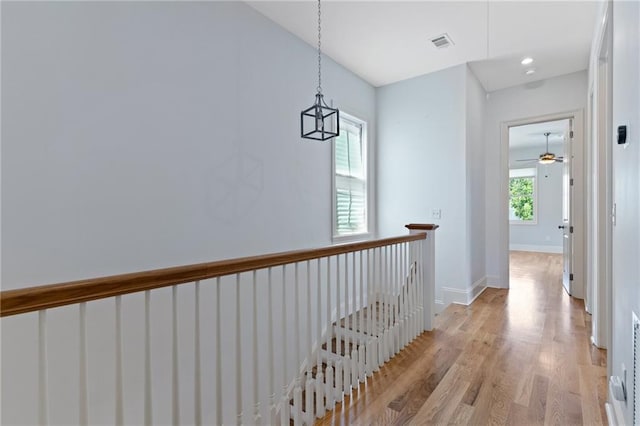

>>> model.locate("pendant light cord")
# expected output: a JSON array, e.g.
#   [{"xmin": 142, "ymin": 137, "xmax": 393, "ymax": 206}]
[{"xmin": 317, "ymin": 0, "xmax": 322, "ymax": 94}]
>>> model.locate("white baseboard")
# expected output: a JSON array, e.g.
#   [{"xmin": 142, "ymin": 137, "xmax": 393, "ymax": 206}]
[
  {"xmin": 607, "ymin": 385, "xmax": 626, "ymax": 426},
  {"xmin": 441, "ymin": 276, "xmax": 488, "ymax": 307},
  {"xmin": 509, "ymin": 244, "xmax": 563, "ymax": 254}
]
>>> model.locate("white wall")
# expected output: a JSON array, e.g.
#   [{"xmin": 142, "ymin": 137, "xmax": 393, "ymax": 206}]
[
  {"xmin": 484, "ymin": 71, "xmax": 588, "ymax": 287},
  {"xmin": 1, "ymin": 1, "xmax": 376, "ymax": 290},
  {"xmin": 1, "ymin": 2, "xmax": 376, "ymax": 424},
  {"xmin": 609, "ymin": 0, "xmax": 640, "ymax": 424},
  {"xmin": 377, "ymin": 64, "xmax": 487, "ymax": 307},
  {"xmin": 508, "ymin": 147, "xmax": 563, "ymax": 252},
  {"xmin": 465, "ymin": 67, "xmax": 487, "ymax": 292},
  {"xmin": 377, "ymin": 65, "xmax": 467, "ymax": 306}
]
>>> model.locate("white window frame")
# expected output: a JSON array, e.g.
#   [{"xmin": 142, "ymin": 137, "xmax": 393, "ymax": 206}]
[
  {"xmin": 509, "ymin": 167, "xmax": 538, "ymax": 225},
  {"xmin": 332, "ymin": 112, "xmax": 370, "ymax": 242}
]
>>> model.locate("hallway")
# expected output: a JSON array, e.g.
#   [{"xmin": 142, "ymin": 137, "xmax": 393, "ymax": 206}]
[{"xmin": 317, "ymin": 251, "xmax": 607, "ymax": 425}]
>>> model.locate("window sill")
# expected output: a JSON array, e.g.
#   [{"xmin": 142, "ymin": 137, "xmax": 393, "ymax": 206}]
[
  {"xmin": 509, "ymin": 221, "xmax": 538, "ymax": 226},
  {"xmin": 332, "ymin": 232, "xmax": 372, "ymax": 245}
]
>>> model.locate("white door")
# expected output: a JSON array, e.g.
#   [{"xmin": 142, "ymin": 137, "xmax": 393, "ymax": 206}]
[{"xmin": 561, "ymin": 120, "xmax": 573, "ymax": 294}]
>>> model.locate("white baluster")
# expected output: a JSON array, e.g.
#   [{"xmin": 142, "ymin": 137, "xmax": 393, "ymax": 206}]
[
  {"xmin": 316, "ymin": 258, "xmax": 322, "ymax": 369},
  {"xmin": 215, "ymin": 278, "xmax": 222, "ymax": 426},
  {"xmin": 267, "ymin": 269, "xmax": 276, "ymax": 425},
  {"xmin": 336, "ymin": 255, "xmax": 341, "ymax": 360},
  {"xmin": 377, "ymin": 248, "xmax": 384, "ymax": 369},
  {"xmin": 114, "ymin": 297, "xmax": 123, "ymax": 426},
  {"xmin": 315, "ymin": 368, "xmax": 325, "ymax": 417},
  {"xmin": 352, "ymin": 251, "xmax": 357, "ymax": 379},
  {"xmin": 79, "ymin": 303, "xmax": 88, "ymax": 426},
  {"xmin": 342, "ymin": 253, "xmax": 351, "ymax": 395},
  {"xmin": 306, "ymin": 261, "xmax": 312, "ymax": 376},
  {"xmin": 280, "ymin": 266, "xmax": 288, "ymax": 426},
  {"xmin": 359, "ymin": 250, "xmax": 364, "ymax": 379},
  {"xmin": 294, "ymin": 263, "xmax": 300, "ymax": 378},
  {"xmin": 351, "ymin": 348, "xmax": 358, "ymax": 388},
  {"xmin": 326, "ymin": 258, "xmax": 331, "ymax": 358},
  {"xmin": 334, "ymin": 360, "xmax": 343, "ymax": 400},
  {"xmin": 325, "ymin": 365, "xmax": 334, "ymax": 410},
  {"xmin": 39, "ymin": 310, "xmax": 49, "ymax": 426},
  {"xmin": 172, "ymin": 286, "xmax": 180, "ymax": 426},
  {"xmin": 358, "ymin": 344, "xmax": 366, "ymax": 383},
  {"xmin": 252, "ymin": 271, "xmax": 261, "ymax": 425},
  {"xmin": 344, "ymin": 253, "xmax": 351, "ymax": 393},
  {"xmin": 236, "ymin": 275, "xmax": 243, "ymax": 425},
  {"xmin": 305, "ymin": 261, "xmax": 314, "ymax": 422},
  {"xmin": 385, "ymin": 246, "xmax": 392, "ymax": 362},
  {"xmin": 194, "ymin": 282, "xmax": 202, "ymax": 426},
  {"xmin": 144, "ymin": 291, "xmax": 152, "ymax": 426},
  {"xmin": 343, "ymin": 353, "xmax": 351, "ymax": 395},
  {"xmin": 393, "ymin": 244, "xmax": 399, "ymax": 355},
  {"xmin": 316, "ymin": 258, "xmax": 325, "ymax": 418},
  {"xmin": 305, "ymin": 374, "xmax": 314, "ymax": 421},
  {"xmin": 292, "ymin": 386, "xmax": 302, "ymax": 425},
  {"xmin": 419, "ymin": 240, "xmax": 426, "ymax": 332},
  {"xmin": 400, "ymin": 243, "xmax": 406, "ymax": 348}
]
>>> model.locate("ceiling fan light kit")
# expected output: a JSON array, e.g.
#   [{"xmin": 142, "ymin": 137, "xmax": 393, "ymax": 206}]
[
  {"xmin": 516, "ymin": 131, "xmax": 565, "ymax": 164},
  {"xmin": 300, "ymin": 0, "xmax": 340, "ymax": 141},
  {"xmin": 538, "ymin": 153, "xmax": 556, "ymax": 164}
]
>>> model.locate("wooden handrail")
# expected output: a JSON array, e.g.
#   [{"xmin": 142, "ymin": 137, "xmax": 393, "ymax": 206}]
[{"xmin": 1, "ymin": 233, "xmax": 427, "ymax": 317}]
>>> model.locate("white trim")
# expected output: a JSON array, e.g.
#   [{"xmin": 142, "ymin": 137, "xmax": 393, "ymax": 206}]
[
  {"xmin": 607, "ymin": 385, "xmax": 626, "ymax": 426},
  {"xmin": 441, "ymin": 276, "xmax": 488, "ymax": 307},
  {"xmin": 508, "ymin": 168, "xmax": 538, "ymax": 225},
  {"xmin": 500, "ymin": 110, "xmax": 585, "ymax": 300},
  {"xmin": 434, "ymin": 299, "xmax": 445, "ymax": 314},
  {"xmin": 331, "ymin": 111, "xmax": 370, "ymax": 241},
  {"xmin": 509, "ymin": 244, "xmax": 563, "ymax": 254}
]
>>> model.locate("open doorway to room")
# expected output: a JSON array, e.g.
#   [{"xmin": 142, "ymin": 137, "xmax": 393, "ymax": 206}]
[{"xmin": 507, "ymin": 118, "xmax": 575, "ymax": 295}]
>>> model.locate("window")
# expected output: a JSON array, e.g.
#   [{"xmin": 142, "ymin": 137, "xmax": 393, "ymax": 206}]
[
  {"xmin": 509, "ymin": 168, "xmax": 537, "ymax": 224},
  {"xmin": 333, "ymin": 113, "xmax": 368, "ymax": 238}
]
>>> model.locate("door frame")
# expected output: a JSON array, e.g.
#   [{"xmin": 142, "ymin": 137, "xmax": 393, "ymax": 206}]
[
  {"xmin": 587, "ymin": 0, "xmax": 613, "ymax": 353},
  {"xmin": 499, "ymin": 110, "xmax": 585, "ymax": 296}
]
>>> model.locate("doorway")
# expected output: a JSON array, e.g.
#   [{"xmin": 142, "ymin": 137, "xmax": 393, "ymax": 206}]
[
  {"xmin": 507, "ymin": 119, "xmax": 572, "ymax": 294},
  {"xmin": 499, "ymin": 110, "xmax": 585, "ymax": 299}
]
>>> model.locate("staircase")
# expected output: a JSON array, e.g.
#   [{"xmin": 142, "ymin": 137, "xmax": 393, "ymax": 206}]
[
  {"xmin": 285, "ymin": 264, "xmax": 424, "ymax": 425},
  {"xmin": 1, "ymin": 224, "xmax": 437, "ymax": 425}
]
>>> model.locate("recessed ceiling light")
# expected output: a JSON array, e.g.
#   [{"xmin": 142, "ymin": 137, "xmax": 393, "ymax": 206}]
[
  {"xmin": 521, "ymin": 57, "xmax": 534, "ymax": 65},
  {"xmin": 525, "ymin": 69, "xmax": 536, "ymax": 75}
]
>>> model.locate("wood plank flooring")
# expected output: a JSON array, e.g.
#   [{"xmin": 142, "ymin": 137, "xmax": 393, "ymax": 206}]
[{"xmin": 315, "ymin": 251, "xmax": 607, "ymax": 425}]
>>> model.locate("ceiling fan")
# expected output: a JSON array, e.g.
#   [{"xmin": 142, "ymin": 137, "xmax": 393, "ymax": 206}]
[{"xmin": 516, "ymin": 132, "xmax": 565, "ymax": 164}]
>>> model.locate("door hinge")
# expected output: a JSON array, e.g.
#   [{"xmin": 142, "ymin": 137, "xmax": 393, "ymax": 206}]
[
  {"xmin": 570, "ymin": 226, "xmax": 574, "ymax": 233},
  {"xmin": 570, "ymin": 130, "xmax": 574, "ymax": 138},
  {"xmin": 570, "ymin": 273, "xmax": 574, "ymax": 281},
  {"xmin": 570, "ymin": 178, "xmax": 574, "ymax": 186}
]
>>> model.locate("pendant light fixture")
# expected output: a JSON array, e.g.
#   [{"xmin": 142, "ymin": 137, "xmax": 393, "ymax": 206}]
[{"xmin": 301, "ymin": 0, "xmax": 339, "ymax": 141}]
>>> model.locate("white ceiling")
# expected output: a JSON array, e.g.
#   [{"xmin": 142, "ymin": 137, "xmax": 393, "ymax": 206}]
[
  {"xmin": 509, "ymin": 118, "xmax": 569, "ymax": 151},
  {"xmin": 247, "ymin": 1, "xmax": 598, "ymax": 91}
]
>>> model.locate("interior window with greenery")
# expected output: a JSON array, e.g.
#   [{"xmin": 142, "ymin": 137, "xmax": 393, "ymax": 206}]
[
  {"xmin": 509, "ymin": 168, "xmax": 537, "ymax": 224},
  {"xmin": 334, "ymin": 113, "xmax": 367, "ymax": 238}
]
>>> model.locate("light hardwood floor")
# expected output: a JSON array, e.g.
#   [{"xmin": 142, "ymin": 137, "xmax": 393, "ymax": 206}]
[{"xmin": 316, "ymin": 251, "xmax": 607, "ymax": 425}]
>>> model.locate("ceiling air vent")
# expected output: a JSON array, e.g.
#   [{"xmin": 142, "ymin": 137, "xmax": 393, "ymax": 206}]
[{"xmin": 430, "ymin": 33, "xmax": 454, "ymax": 49}]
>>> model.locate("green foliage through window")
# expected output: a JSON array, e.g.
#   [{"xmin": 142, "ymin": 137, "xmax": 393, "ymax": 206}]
[{"xmin": 509, "ymin": 177, "xmax": 534, "ymax": 221}]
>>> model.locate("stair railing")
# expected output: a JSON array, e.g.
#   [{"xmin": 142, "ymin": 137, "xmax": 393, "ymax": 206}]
[{"xmin": 1, "ymin": 224, "xmax": 437, "ymax": 425}]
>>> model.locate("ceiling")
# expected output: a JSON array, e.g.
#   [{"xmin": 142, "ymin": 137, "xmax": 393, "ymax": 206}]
[
  {"xmin": 509, "ymin": 118, "xmax": 570, "ymax": 151},
  {"xmin": 247, "ymin": 1, "xmax": 598, "ymax": 91}
]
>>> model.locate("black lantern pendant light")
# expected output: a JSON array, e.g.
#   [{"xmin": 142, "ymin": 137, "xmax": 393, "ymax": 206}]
[{"xmin": 301, "ymin": 0, "xmax": 339, "ymax": 141}]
